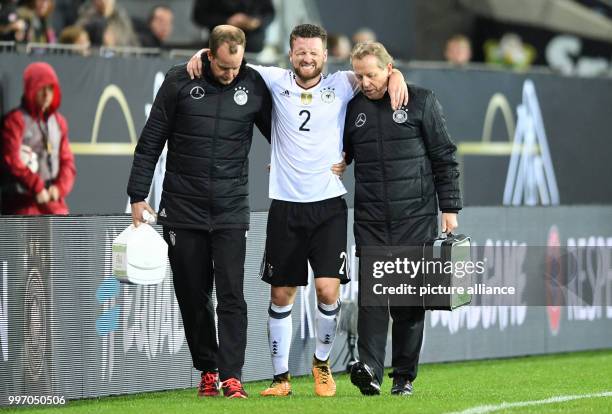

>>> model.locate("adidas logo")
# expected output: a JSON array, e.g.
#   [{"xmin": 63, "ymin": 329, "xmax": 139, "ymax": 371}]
[
  {"xmin": 159, "ymin": 208, "xmax": 167, "ymax": 218},
  {"xmin": 280, "ymin": 89, "xmax": 290, "ymax": 97}
]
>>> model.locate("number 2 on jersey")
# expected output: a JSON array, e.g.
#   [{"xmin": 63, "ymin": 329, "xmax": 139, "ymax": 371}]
[{"xmin": 299, "ymin": 110, "xmax": 311, "ymax": 131}]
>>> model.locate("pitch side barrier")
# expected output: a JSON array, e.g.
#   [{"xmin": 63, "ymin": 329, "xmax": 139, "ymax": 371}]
[
  {"xmin": 0, "ymin": 206, "xmax": 611, "ymax": 402},
  {"xmin": 1, "ymin": 54, "xmax": 612, "ymax": 214}
]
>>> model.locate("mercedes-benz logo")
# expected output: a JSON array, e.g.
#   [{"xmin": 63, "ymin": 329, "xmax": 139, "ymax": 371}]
[
  {"xmin": 190, "ymin": 86, "xmax": 205, "ymax": 100},
  {"xmin": 393, "ymin": 109, "xmax": 408, "ymax": 124},
  {"xmin": 355, "ymin": 113, "xmax": 367, "ymax": 128}
]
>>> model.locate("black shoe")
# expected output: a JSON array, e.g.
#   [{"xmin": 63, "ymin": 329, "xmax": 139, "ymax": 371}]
[
  {"xmin": 350, "ymin": 362, "xmax": 381, "ymax": 396},
  {"xmin": 390, "ymin": 376, "xmax": 413, "ymax": 396}
]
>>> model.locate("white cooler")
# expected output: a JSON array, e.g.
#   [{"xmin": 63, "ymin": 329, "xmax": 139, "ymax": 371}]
[{"xmin": 112, "ymin": 223, "xmax": 168, "ymax": 285}]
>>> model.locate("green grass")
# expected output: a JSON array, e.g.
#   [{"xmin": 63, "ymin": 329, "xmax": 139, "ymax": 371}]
[{"xmin": 4, "ymin": 350, "xmax": 612, "ymax": 414}]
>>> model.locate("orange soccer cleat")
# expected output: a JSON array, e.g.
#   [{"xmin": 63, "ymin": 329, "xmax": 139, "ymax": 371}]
[
  {"xmin": 312, "ymin": 356, "xmax": 336, "ymax": 397},
  {"xmin": 260, "ymin": 372, "xmax": 292, "ymax": 397}
]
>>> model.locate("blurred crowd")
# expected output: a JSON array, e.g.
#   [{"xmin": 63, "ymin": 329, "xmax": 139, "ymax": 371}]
[
  {"xmin": 0, "ymin": 0, "xmax": 530, "ymax": 67},
  {"xmin": 0, "ymin": 0, "xmax": 610, "ymax": 74},
  {"xmin": 0, "ymin": 0, "xmax": 171, "ymax": 52},
  {"xmin": 0, "ymin": 0, "xmax": 542, "ymax": 71},
  {"xmin": 0, "ymin": 0, "xmax": 275, "ymax": 53}
]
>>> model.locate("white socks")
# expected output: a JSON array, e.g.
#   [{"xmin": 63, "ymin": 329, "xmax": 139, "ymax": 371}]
[
  {"xmin": 314, "ymin": 299, "xmax": 341, "ymax": 361},
  {"xmin": 268, "ymin": 299, "xmax": 342, "ymax": 374},
  {"xmin": 268, "ymin": 303, "xmax": 293, "ymax": 376}
]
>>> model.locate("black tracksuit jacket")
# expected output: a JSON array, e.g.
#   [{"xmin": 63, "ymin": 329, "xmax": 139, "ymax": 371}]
[
  {"xmin": 127, "ymin": 58, "xmax": 272, "ymax": 230},
  {"xmin": 343, "ymin": 84, "xmax": 462, "ymax": 251}
]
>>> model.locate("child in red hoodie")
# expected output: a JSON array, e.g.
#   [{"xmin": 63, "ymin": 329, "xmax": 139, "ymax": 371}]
[{"xmin": 1, "ymin": 61, "xmax": 76, "ymax": 215}]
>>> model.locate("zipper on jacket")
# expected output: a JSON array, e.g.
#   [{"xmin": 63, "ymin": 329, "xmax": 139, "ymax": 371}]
[
  {"xmin": 210, "ymin": 92, "xmax": 222, "ymax": 232},
  {"xmin": 377, "ymin": 106, "xmax": 392, "ymax": 245}
]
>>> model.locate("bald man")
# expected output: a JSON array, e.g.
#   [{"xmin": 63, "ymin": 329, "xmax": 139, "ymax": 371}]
[{"xmin": 127, "ymin": 25, "xmax": 272, "ymax": 399}]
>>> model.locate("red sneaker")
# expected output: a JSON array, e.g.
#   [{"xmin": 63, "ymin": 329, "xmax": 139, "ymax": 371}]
[
  {"xmin": 197, "ymin": 371, "xmax": 220, "ymax": 397},
  {"xmin": 221, "ymin": 378, "xmax": 248, "ymax": 399}
]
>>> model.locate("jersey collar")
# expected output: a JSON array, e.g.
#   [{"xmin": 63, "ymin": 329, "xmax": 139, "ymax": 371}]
[{"xmin": 292, "ymin": 72, "xmax": 323, "ymax": 91}]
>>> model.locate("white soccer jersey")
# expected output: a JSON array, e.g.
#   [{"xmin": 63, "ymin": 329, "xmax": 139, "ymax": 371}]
[{"xmin": 250, "ymin": 64, "xmax": 360, "ymax": 202}]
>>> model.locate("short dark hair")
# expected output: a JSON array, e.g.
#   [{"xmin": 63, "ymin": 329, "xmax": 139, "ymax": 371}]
[
  {"xmin": 148, "ymin": 5, "xmax": 172, "ymax": 24},
  {"xmin": 209, "ymin": 25, "xmax": 246, "ymax": 56},
  {"xmin": 289, "ymin": 24, "xmax": 327, "ymax": 49}
]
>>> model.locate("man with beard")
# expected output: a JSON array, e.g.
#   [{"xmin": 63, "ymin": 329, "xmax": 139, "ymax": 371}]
[{"xmin": 187, "ymin": 24, "xmax": 408, "ymax": 397}]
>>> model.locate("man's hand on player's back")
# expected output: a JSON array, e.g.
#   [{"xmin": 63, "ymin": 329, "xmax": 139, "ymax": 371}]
[{"xmin": 187, "ymin": 49, "xmax": 208, "ymax": 79}]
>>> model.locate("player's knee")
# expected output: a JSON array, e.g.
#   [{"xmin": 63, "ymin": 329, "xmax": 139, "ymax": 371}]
[
  {"xmin": 315, "ymin": 283, "xmax": 339, "ymax": 304},
  {"xmin": 270, "ymin": 286, "xmax": 296, "ymax": 306}
]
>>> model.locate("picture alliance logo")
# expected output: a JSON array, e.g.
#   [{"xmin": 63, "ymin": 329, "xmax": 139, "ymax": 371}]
[{"xmin": 430, "ymin": 238, "xmax": 528, "ymax": 334}]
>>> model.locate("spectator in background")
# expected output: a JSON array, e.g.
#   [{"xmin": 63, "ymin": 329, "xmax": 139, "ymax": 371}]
[
  {"xmin": 58, "ymin": 24, "xmax": 90, "ymax": 54},
  {"xmin": 445, "ymin": 34, "xmax": 472, "ymax": 66},
  {"xmin": 328, "ymin": 33, "xmax": 351, "ymax": 60},
  {"xmin": 352, "ymin": 27, "xmax": 376, "ymax": 45},
  {"xmin": 484, "ymin": 33, "xmax": 536, "ymax": 70},
  {"xmin": 51, "ymin": 0, "xmax": 84, "ymax": 36},
  {"xmin": 191, "ymin": 0, "xmax": 274, "ymax": 53},
  {"xmin": 1, "ymin": 62, "xmax": 76, "ymax": 215},
  {"xmin": 101, "ymin": 21, "xmax": 119, "ymax": 47},
  {"xmin": 17, "ymin": 0, "xmax": 56, "ymax": 43},
  {"xmin": 137, "ymin": 4, "xmax": 173, "ymax": 48},
  {"xmin": 77, "ymin": 0, "xmax": 139, "ymax": 47},
  {"xmin": 0, "ymin": 0, "xmax": 27, "ymax": 41}
]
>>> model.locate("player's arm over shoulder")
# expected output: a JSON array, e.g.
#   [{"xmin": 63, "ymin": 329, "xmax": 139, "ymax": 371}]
[
  {"xmin": 247, "ymin": 63, "xmax": 287, "ymax": 86},
  {"xmin": 334, "ymin": 70, "xmax": 360, "ymax": 97}
]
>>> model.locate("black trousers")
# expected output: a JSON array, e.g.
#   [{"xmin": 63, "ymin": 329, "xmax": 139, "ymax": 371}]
[
  {"xmin": 163, "ymin": 227, "xmax": 247, "ymax": 381},
  {"xmin": 357, "ymin": 302, "xmax": 425, "ymax": 384}
]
